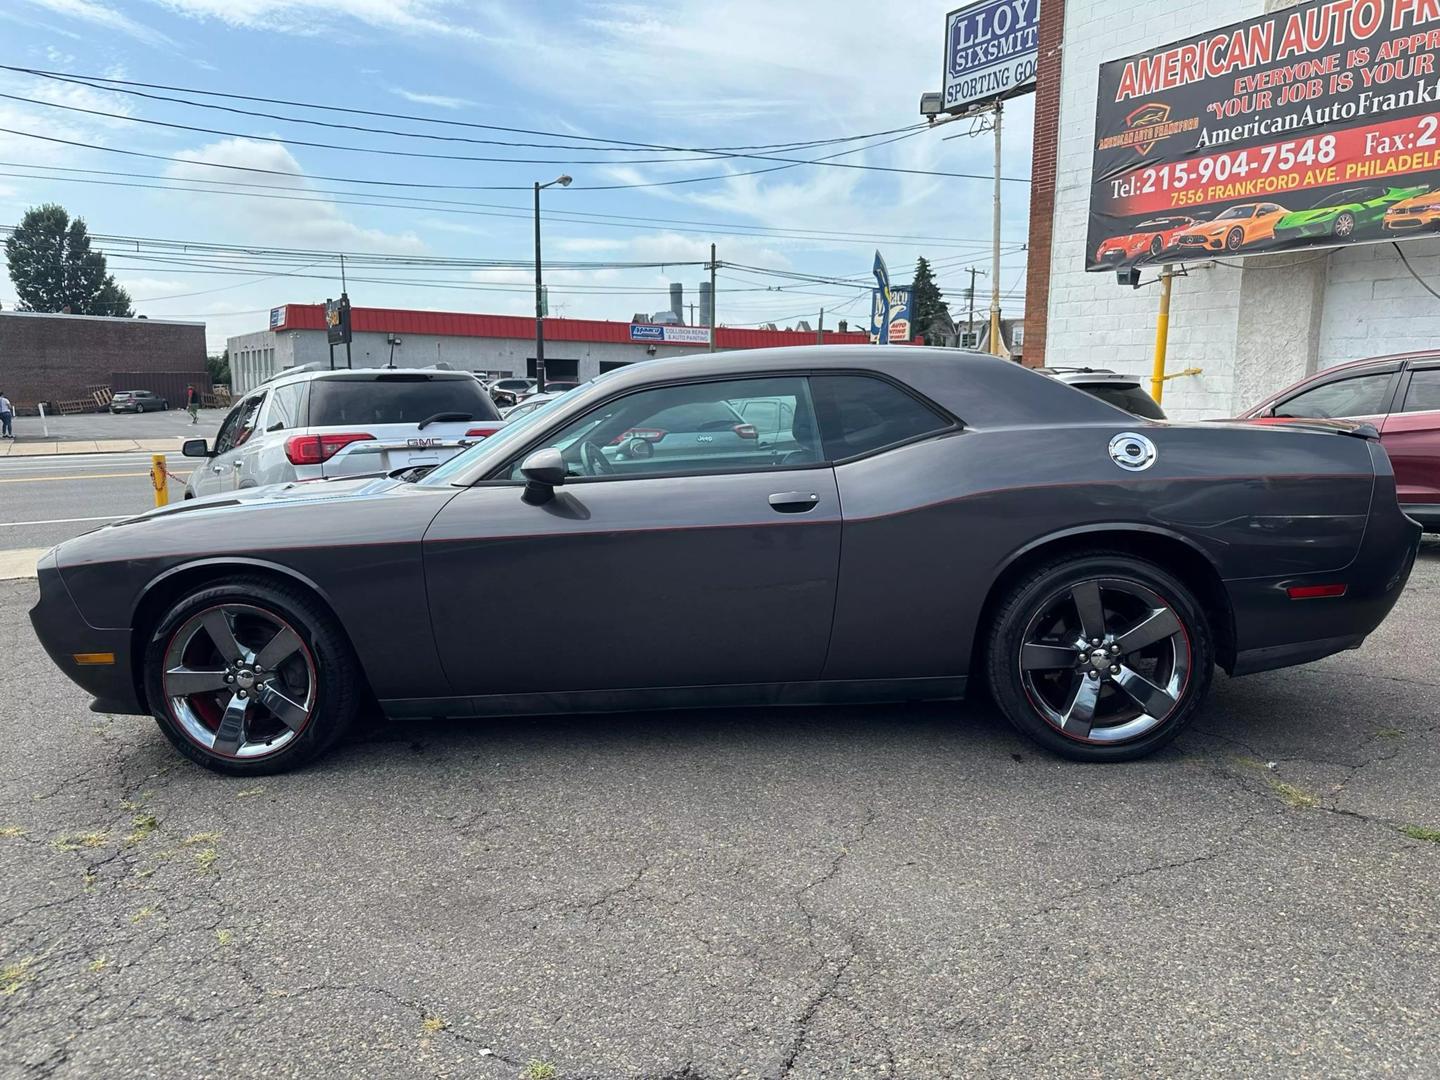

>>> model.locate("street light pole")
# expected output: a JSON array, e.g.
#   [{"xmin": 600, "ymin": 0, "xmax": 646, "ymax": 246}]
[
  {"xmin": 533, "ymin": 174, "xmax": 572, "ymax": 390},
  {"xmin": 989, "ymin": 100, "xmax": 1005, "ymax": 358}
]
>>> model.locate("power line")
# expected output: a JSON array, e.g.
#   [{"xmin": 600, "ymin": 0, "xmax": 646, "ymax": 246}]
[
  {"xmin": 0, "ymin": 92, "xmax": 1015, "ymax": 189},
  {"xmin": 0, "ymin": 163, "xmax": 1014, "ymax": 251}
]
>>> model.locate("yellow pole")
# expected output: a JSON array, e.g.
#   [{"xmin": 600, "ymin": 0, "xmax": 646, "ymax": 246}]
[
  {"xmin": 1151, "ymin": 264, "xmax": 1174, "ymax": 404},
  {"xmin": 151, "ymin": 454, "xmax": 169, "ymax": 507}
]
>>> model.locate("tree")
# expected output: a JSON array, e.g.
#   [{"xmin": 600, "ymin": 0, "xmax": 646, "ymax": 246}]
[
  {"xmin": 207, "ymin": 349, "xmax": 231, "ymax": 387},
  {"xmin": 910, "ymin": 256, "xmax": 950, "ymax": 345},
  {"xmin": 4, "ymin": 204, "xmax": 134, "ymax": 317}
]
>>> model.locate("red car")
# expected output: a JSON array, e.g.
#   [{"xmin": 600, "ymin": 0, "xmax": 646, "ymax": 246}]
[
  {"xmin": 1094, "ymin": 216, "xmax": 1200, "ymax": 265},
  {"xmin": 1237, "ymin": 351, "xmax": 1440, "ymax": 531}
]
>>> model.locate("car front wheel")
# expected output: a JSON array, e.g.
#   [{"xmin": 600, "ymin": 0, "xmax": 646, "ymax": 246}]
[
  {"xmin": 985, "ymin": 553, "xmax": 1214, "ymax": 762},
  {"xmin": 143, "ymin": 577, "xmax": 361, "ymax": 774},
  {"xmin": 1334, "ymin": 212, "xmax": 1356, "ymax": 239}
]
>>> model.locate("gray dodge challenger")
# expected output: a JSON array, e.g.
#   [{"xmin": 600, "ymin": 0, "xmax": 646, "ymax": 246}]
[{"xmin": 31, "ymin": 347, "xmax": 1422, "ymax": 774}]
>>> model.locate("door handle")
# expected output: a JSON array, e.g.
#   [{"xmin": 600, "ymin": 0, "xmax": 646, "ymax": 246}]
[
  {"xmin": 769, "ymin": 491, "xmax": 820, "ymax": 513},
  {"xmin": 211, "ymin": 465, "xmax": 225, "ymax": 473}
]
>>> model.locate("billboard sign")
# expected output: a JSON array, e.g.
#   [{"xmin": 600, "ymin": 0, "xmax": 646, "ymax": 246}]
[
  {"xmin": 870, "ymin": 286, "xmax": 912, "ymax": 343},
  {"xmin": 942, "ymin": 0, "xmax": 1040, "ymax": 113},
  {"xmin": 1087, "ymin": 0, "xmax": 1440, "ymax": 271},
  {"xmin": 628, "ymin": 323, "xmax": 711, "ymax": 345},
  {"xmin": 324, "ymin": 295, "xmax": 351, "ymax": 345},
  {"xmin": 268, "ymin": 305, "xmax": 286, "ymax": 329}
]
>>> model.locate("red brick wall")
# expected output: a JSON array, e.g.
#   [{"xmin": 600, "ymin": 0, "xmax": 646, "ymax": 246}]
[
  {"xmin": 1023, "ymin": 0, "xmax": 1067, "ymax": 368},
  {"xmin": 0, "ymin": 312, "xmax": 207, "ymax": 411}
]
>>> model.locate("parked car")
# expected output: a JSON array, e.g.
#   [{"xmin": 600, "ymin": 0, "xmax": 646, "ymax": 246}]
[
  {"xmin": 502, "ymin": 392, "xmax": 560, "ymax": 420},
  {"xmin": 110, "ymin": 390, "xmax": 168, "ymax": 413},
  {"xmin": 1273, "ymin": 184, "xmax": 1427, "ymax": 243},
  {"xmin": 1041, "ymin": 368, "xmax": 1166, "ymax": 420},
  {"xmin": 32, "ymin": 347, "xmax": 1419, "ymax": 775},
  {"xmin": 488, "ymin": 378, "xmax": 536, "ymax": 408},
  {"xmin": 1094, "ymin": 216, "xmax": 1201, "ymax": 265},
  {"xmin": 181, "ymin": 368, "xmax": 504, "ymax": 499},
  {"xmin": 1236, "ymin": 351, "xmax": 1440, "ymax": 531},
  {"xmin": 1175, "ymin": 202, "xmax": 1289, "ymax": 253}
]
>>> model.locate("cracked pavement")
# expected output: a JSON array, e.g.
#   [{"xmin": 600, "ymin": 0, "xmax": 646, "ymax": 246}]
[{"xmin": 2, "ymin": 538, "xmax": 1438, "ymax": 1079}]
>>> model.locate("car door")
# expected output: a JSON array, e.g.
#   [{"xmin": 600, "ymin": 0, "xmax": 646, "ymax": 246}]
[
  {"xmin": 189, "ymin": 399, "xmax": 247, "ymax": 497},
  {"xmin": 422, "ymin": 374, "xmax": 841, "ymax": 698},
  {"xmin": 207, "ymin": 392, "xmax": 266, "ymax": 493},
  {"xmin": 1382, "ymin": 362, "xmax": 1440, "ymax": 509}
]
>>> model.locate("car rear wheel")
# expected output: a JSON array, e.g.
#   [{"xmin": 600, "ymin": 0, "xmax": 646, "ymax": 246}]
[
  {"xmin": 1335, "ymin": 212, "xmax": 1356, "ymax": 239},
  {"xmin": 985, "ymin": 553, "xmax": 1214, "ymax": 762},
  {"xmin": 143, "ymin": 577, "xmax": 361, "ymax": 774}
]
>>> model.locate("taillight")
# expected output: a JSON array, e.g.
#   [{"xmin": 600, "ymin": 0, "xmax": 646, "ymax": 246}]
[
  {"xmin": 284, "ymin": 432, "xmax": 375, "ymax": 466},
  {"xmin": 733, "ymin": 424, "xmax": 758, "ymax": 440},
  {"xmin": 465, "ymin": 424, "xmax": 502, "ymax": 438},
  {"xmin": 1287, "ymin": 584, "xmax": 1347, "ymax": 600},
  {"xmin": 611, "ymin": 427, "xmax": 666, "ymax": 445}
]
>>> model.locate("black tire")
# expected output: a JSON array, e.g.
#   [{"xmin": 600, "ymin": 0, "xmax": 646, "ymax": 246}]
[
  {"xmin": 1334, "ymin": 211, "xmax": 1356, "ymax": 239},
  {"xmin": 143, "ymin": 576, "xmax": 361, "ymax": 775},
  {"xmin": 985, "ymin": 552, "xmax": 1214, "ymax": 762},
  {"xmin": 1150, "ymin": 235, "xmax": 1165, "ymax": 257},
  {"xmin": 1225, "ymin": 226, "xmax": 1245, "ymax": 251}
]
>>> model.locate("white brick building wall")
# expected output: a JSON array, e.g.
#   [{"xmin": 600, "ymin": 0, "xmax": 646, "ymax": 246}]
[{"xmin": 1045, "ymin": 0, "xmax": 1440, "ymax": 420}]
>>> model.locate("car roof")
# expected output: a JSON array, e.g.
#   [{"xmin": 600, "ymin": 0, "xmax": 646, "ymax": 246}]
[{"xmin": 256, "ymin": 366, "xmax": 476, "ymax": 391}]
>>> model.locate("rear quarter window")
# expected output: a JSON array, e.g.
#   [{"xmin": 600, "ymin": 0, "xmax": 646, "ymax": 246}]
[
  {"xmin": 810, "ymin": 374, "xmax": 952, "ymax": 460},
  {"xmin": 307, "ymin": 376, "xmax": 500, "ymax": 427}
]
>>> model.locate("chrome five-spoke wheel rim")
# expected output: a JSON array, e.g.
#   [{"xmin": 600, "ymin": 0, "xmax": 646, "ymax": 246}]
[
  {"xmin": 163, "ymin": 604, "xmax": 317, "ymax": 759},
  {"xmin": 1018, "ymin": 578, "xmax": 1191, "ymax": 744}
]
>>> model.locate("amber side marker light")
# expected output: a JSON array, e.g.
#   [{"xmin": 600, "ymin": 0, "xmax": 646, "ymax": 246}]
[
  {"xmin": 1287, "ymin": 584, "xmax": 1348, "ymax": 600},
  {"xmin": 72, "ymin": 652, "xmax": 116, "ymax": 666}
]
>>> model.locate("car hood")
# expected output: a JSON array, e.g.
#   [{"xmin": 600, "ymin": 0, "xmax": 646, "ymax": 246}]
[{"xmin": 126, "ymin": 474, "xmax": 404, "ymax": 523}]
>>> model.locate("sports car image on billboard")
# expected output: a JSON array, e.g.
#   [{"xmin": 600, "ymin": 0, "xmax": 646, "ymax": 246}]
[
  {"xmin": 1383, "ymin": 190, "xmax": 1440, "ymax": 233},
  {"xmin": 1094, "ymin": 216, "xmax": 1203, "ymax": 265},
  {"xmin": 1173, "ymin": 203, "xmax": 1290, "ymax": 253},
  {"xmin": 1273, "ymin": 185, "xmax": 1428, "ymax": 243}
]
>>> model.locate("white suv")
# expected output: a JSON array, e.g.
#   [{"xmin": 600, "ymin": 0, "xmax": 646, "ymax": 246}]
[{"xmin": 182, "ymin": 367, "xmax": 504, "ymax": 499}]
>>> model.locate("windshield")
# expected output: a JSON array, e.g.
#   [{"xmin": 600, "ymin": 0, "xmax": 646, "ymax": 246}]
[
  {"xmin": 418, "ymin": 381, "xmax": 591, "ymax": 486},
  {"xmin": 1215, "ymin": 206, "xmax": 1250, "ymax": 220},
  {"xmin": 1081, "ymin": 383, "xmax": 1166, "ymax": 420},
  {"xmin": 1311, "ymin": 190, "xmax": 1364, "ymax": 209}
]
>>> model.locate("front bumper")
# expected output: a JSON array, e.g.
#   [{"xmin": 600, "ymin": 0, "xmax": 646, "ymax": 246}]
[
  {"xmin": 29, "ymin": 549, "xmax": 145, "ymax": 715},
  {"xmin": 1385, "ymin": 211, "xmax": 1440, "ymax": 231}
]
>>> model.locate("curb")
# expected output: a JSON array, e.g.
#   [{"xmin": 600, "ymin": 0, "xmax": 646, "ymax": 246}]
[{"xmin": 0, "ymin": 439, "xmax": 186, "ymax": 458}]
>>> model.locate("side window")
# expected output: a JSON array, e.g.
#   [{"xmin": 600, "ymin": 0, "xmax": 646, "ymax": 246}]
[
  {"xmin": 1402, "ymin": 368, "xmax": 1440, "ymax": 412},
  {"xmin": 215, "ymin": 394, "xmax": 266, "ymax": 454},
  {"xmin": 212, "ymin": 401, "xmax": 248, "ymax": 455},
  {"xmin": 509, "ymin": 376, "xmax": 816, "ymax": 480},
  {"xmin": 810, "ymin": 375, "xmax": 951, "ymax": 460},
  {"xmin": 266, "ymin": 382, "xmax": 305, "ymax": 431},
  {"xmin": 1274, "ymin": 373, "xmax": 1393, "ymax": 419}
]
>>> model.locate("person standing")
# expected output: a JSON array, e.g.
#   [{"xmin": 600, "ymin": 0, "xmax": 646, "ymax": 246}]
[
  {"xmin": 185, "ymin": 384, "xmax": 198, "ymax": 425},
  {"xmin": 0, "ymin": 391, "xmax": 13, "ymax": 439}
]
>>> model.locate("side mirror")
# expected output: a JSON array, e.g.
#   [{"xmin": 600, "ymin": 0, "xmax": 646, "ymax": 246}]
[
  {"xmin": 520, "ymin": 447, "xmax": 566, "ymax": 505},
  {"xmin": 182, "ymin": 438, "xmax": 212, "ymax": 458}
]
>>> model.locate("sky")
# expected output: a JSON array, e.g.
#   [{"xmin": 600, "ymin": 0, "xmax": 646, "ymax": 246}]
[{"xmin": 0, "ymin": 0, "xmax": 1035, "ymax": 352}]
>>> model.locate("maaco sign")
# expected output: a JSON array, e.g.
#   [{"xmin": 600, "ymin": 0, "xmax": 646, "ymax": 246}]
[{"xmin": 943, "ymin": 0, "xmax": 1041, "ymax": 112}]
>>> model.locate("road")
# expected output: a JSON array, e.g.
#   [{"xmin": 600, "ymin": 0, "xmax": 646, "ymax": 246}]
[
  {"xmin": 1, "ymin": 526, "xmax": 1438, "ymax": 1078},
  {"xmin": 0, "ymin": 452, "xmax": 195, "ymax": 551}
]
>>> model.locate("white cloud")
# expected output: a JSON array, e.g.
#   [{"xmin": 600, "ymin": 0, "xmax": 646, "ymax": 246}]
[
  {"xmin": 164, "ymin": 138, "xmax": 428, "ymax": 254},
  {"xmin": 151, "ymin": 0, "xmax": 477, "ymax": 39},
  {"xmin": 20, "ymin": 0, "xmax": 174, "ymax": 48},
  {"xmin": 390, "ymin": 87, "xmax": 478, "ymax": 110}
]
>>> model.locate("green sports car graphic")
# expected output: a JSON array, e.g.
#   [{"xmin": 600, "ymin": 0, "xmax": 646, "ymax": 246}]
[{"xmin": 1273, "ymin": 184, "xmax": 1429, "ymax": 242}]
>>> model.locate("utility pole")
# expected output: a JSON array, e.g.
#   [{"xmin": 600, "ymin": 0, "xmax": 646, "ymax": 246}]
[
  {"xmin": 688, "ymin": 302, "xmax": 696, "ymax": 325},
  {"xmin": 708, "ymin": 243, "xmax": 717, "ymax": 352},
  {"xmin": 966, "ymin": 267, "xmax": 977, "ymax": 347},
  {"xmin": 817, "ymin": 308, "xmax": 824, "ymax": 345},
  {"xmin": 989, "ymin": 100, "xmax": 1005, "ymax": 358},
  {"xmin": 532, "ymin": 174, "xmax": 573, "ymax": 389},
  {"xmin": 340, "ymin": 253, "xmax": 352, "ymax": 370}
]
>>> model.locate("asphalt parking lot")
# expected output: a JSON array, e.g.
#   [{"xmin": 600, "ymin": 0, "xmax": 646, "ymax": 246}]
[{"xmin": 2, "ymin": 539, "xmax": 1438, "ymax": 1080}]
